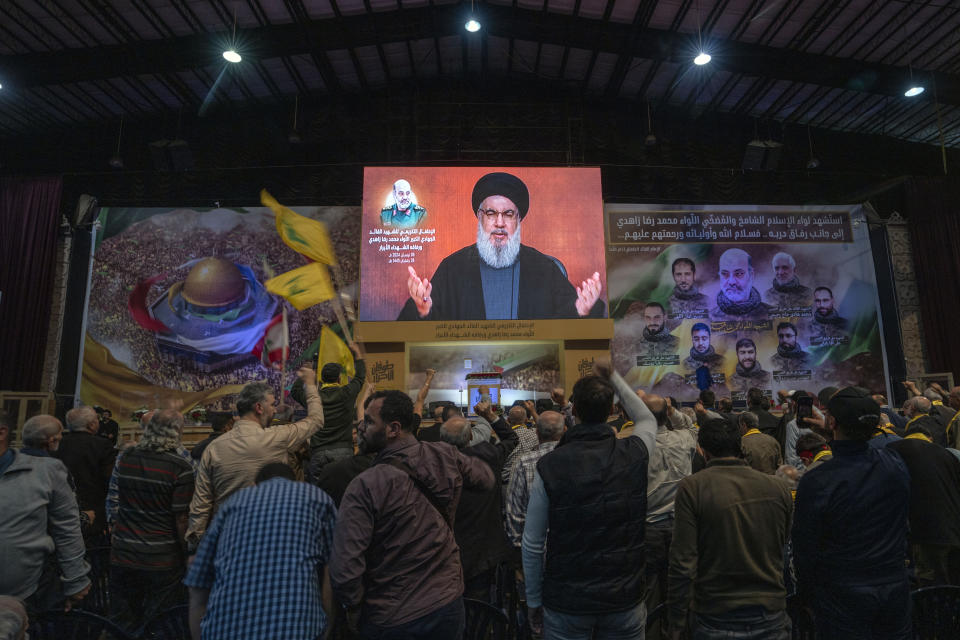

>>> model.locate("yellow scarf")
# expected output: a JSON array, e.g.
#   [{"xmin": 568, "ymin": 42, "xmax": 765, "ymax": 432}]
[
  {"xmin": 742, "ymin": 428, "xmax": 761, "ymax": 437},
  {"xmin": 905, "ymin": 432, "xmax": 933, "ymax": 443},
  {"xmin": 947, "ymin": 411, "xmax": 960, "ymax": 443},
  {"xmin": 813, "ymin": 449, "xmax": 832, "ymax": 462}
]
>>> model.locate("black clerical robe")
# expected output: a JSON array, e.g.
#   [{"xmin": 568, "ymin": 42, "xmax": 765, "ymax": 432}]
[{"xmin": 397, "ymin": 244, "xmax": 605, "ymax": 320}]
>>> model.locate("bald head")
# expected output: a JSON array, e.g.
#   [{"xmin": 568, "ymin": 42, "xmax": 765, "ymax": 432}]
[
  {"xmin": 507, "ymin": 406, "xmax": 527, "ymax": 427},
  {"xmin": 22, "ymin": 415, "xmax": 64, "ymax": 451},
  {"xmin": 642, "ymin": 394, "xmax": 668, "ymax": 427},
  {"xmin": 905, "ymin": 396, "xmax": 932, "ymax": 418},
  {"xmin": 949, "ymin": 386, "xmax": 960, "ymax": 410},
  {"xmin": 440, "ymin": 416, "xmax": 472, "ymax": 449},
  {"xmin": 536, "ymin": 411, "xmax": 565, "ymax": 442},
  {"xmin": 65, "ymin": 406, "xmax": 98, "ymax": 433}
]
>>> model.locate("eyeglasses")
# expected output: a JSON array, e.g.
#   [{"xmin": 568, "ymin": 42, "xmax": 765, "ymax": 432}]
[{"xmin": 479, "ymin": 209, "xmax": 517, "ymax": 221}]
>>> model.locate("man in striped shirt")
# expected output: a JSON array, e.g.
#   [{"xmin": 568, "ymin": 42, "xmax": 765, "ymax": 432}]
[{"xmin": 110, "ymin": 409, "xmax": 194, "ymax": 634}]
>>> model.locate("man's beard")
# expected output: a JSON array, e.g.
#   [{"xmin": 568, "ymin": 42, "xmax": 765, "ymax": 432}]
[
  {"xmin": 358, "ymin": 429, "xmax": 387, "ymax": 454},
  {"xmin": 477, "ymin": 220, "xmax": 521, "ymax": 269}
]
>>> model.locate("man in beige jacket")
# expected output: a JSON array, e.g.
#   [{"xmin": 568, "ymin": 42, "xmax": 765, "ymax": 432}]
[{"xmin": 186, "ymin": 367, "xmax": 323, "ymax": 549}]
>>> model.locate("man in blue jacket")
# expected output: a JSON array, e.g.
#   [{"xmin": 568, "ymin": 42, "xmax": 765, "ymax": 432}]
[{"xmin": 792, "ymin": 387, "xmax": 911, "ymax": 639}]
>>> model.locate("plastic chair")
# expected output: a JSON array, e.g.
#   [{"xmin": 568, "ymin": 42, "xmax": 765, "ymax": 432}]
[
  {"xmin": 84, "ymin": 545, "xmax": 113, "ymax": 615},
  {"xmin": 463, "ymin": 597, "xmax": 509, "ymax": 640},
  {"xmin": 912, "ymin": 585, "xmax": 960, "ymax": 639},
  {"xmin": 28, "ymin": 608, "xmax": 135, "ymax": 640},
  {"xmin": 141, "ymin": 604, "xmax": 190, "ymax": 640}
]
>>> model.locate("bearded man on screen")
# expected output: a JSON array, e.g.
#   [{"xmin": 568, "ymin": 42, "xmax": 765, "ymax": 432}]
[{"xmin": 397, "ymin": 172, "xmax": 606, "ymax": 321}]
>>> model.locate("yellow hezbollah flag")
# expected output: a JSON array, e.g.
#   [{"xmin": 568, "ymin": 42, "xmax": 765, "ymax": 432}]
[
  {"xmin": 265, "ymin": 262, "xmax": 336, "ymax": 310},
  {"xmin": 261, "ymin": 189, "xmax": 336, "ymax": 265},
  {"xmin": 318, "ymin": 326, "xmax": 355, "ymax": 384}
]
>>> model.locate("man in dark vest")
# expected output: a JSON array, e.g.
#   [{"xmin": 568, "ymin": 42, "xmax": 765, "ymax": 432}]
[{"xmin": 522, "ymin": 358, "xmax": 657, "ymax": 637}]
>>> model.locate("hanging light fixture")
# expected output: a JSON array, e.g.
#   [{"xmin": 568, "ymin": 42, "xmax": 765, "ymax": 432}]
[
  {"xmin": 108, "ymin": 116, "xmax": 124, "ymax": 169},
  {"xmin": 288, "ymin": 95, "xmax": 302, "ymax": 144},
  {"xmin": 465, "ymin": 0, "xmax": 481, "ymax": 32},
  {"xmin": 645, "ymin": 102, "xmax": 657, "ymax": 147},
  {"xmin": 223, "ymin": 12, "xmax": 242, "ymax": 63},
  {"xmin": 693, "ymin": 0, "xmax": 711, "ymax": 65},
  {"xmin": 805, "ymin": 126, "xmax": 820, "ymax": 169}
]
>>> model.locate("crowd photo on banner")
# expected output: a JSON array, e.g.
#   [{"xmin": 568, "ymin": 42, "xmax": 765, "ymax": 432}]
[{"xmin": 3, "ymin": 170, "xmax": 960, "ymax": 640}]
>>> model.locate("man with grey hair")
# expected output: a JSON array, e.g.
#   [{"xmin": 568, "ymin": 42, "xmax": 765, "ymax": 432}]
[
  {"xmin": 710, "ymin": 248, "xmax": 771, "ymax": 323},
  {"xmin": 502, "ymin": 404, "xmax": 540, "ymax": 485},
  {"xmin": 187, "ymin": 367, "xmax": 322, "ymax": 548},
  {"xmin": 110, "ymin": 409, "xmax": 194, "ymax": 633},
  {"xmin": 0, "ymin": 409, "xmax": 90, "ymax": 613},
  {"xmin": 904, "ymin": 396, "xmax": 946, "ymax": 446},
  {"xmin": 56, "ymin": 405, "xmax": 116, "ymax": 538},
  {"xmin": 21, "ymin": 416, "xmax": 95, "ymax": 536},
  {"xmin": 505, "ymin": 411, "xmax": 566, "ymax": 547},
  {"xmin": 21, "ymin": 415, "xmax": 64, "ymax": 454},
  {"xmin": 740, "ymin": 411, "xmax": 783, "ymax": 475},
  {"xmin": 763, "ymin": 252, "xmax": 813, "ymax": 309},
  {"xmin": 442, "ymin": 404, "xmax": 519, "ymax": 598}
]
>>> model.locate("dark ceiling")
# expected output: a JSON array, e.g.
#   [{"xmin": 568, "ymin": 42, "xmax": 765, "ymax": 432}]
[{"xmin": 2, "ymin": 0, "xmax": 960, "ymax": 148}]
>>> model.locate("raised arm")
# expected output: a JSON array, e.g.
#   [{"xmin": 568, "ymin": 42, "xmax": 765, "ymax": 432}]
[
  {"xmin": 593, "ymin": 356, "xmax": 657, "ymax": 456},
  {"xmin": 413, "ymin": 369, "xmax": 436, "ymax": 417},
  {"xmin": 277, "ymin": 367, "xmax": 325, "ymax": 452}
]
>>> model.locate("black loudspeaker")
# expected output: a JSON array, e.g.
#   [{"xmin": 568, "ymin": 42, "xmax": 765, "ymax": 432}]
[
  {"xmin": 742, "ymin": 139, "xmax": 783, "ymax": 171},
  {"xmin": 149, "ymin": 139, "xmax": 195, "ymax": 171}
]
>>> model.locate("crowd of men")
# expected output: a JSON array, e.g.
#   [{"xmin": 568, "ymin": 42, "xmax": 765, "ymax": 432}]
[{"xmin": 2, "ymin": 356, "xmax": 960, "ymax": 640}]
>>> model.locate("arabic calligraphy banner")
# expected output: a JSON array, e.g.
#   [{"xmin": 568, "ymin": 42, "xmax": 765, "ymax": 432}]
[{"xmin": 605, "ymin": 204, "xmax": 889, "ymax": 402}]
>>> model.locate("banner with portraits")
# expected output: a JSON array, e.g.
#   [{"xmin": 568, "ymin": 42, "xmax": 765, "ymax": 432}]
[{"xmin": 605, "ymin": 204, "xmax": 889, "ymax": 402}]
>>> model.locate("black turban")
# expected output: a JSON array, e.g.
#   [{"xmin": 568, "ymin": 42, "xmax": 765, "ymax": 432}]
[{"xmin": 471, "ymin": 172, "xmax": 530, "ymax": 220}]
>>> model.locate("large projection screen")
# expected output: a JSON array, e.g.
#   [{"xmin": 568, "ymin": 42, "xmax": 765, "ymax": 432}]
[{"xmin": 356, "ymin": 167, "xmax": 611, "ymax": 342}]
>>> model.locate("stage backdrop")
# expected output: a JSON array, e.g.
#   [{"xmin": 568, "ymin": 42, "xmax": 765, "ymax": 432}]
[
  {"xmin": 356, "ymin": 167, "xmax": 611, "ymax": 342},
  {"xmin": 605, "ymin": 204, "xmax": 889, "ymax": 402},
  {"xmin": 79, "ymin": 204, "xmax": 360, "ymax": 419}
]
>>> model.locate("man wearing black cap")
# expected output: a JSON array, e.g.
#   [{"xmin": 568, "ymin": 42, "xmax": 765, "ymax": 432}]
[
  {"xmin": 792, "ymin": 387, "xmax": 911, "ymax": 639},
  {"xmin": 306, "ymin": 342, "xmax": 366, "ymax": 483},
  {"xmin": 398, "ymin": 172, "xmax": 605, "ymax": 321}
]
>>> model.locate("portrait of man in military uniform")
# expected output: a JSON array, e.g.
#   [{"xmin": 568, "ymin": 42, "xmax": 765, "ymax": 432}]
[
  {"xmin": 763, "ymin": 252, "xmax": 813, "ymax": 309},
  {"xmin": 635, "ymin": 302, "xmax": 680, "ymax": 365},
  {"xmin": 728, "ymin": 338, "xmax": 772, "ymax": 393},
  {"xmin": 809, "ymin": 286, "xmax": 849, "ymax": 346},
  {"xmin": 667, "ymin": 257, "xmax": 710, "ymax": 324},
  {"xmin": 709, "ymin": 248, "xmax": 771, "ymax": 324},
  {"xmin": 683, "ymin": 322, "xmax": 725, "ymax": 373},
  {"xmin": 380, "ymin": 179, "xmax": 427, "ymax": 228},
  {"xmin": 770, "ymin": 322, "xmax": 811, "ymax": 372}
]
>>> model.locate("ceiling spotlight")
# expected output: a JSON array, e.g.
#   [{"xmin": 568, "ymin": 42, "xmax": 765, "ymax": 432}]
[
  {"xmin": 465, "ymin": 18, "xmax": 481, "ymax": 32},
  {"xmin": 223, "ymin": 49, "xmax": 242, "ymax": 63},
  {"xmin": 0, "ymin": 82, "xmax": 3, "ymax": 90},
  {"xmin": 904, "ymin": 86, "xmax": 925, "ymax": 97},
  {"xmin": 694, "ymin": 52, "xmax": 711, "ymax": 66},
  {"xmin": 806, "ymin": 157, "xmax": 820, "ymax": 169}
]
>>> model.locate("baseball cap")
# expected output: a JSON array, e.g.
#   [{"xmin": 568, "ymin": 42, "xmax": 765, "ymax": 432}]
[{"xmin": 826, "ymin": 386, "xmax": 882, "ymax": 429}]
